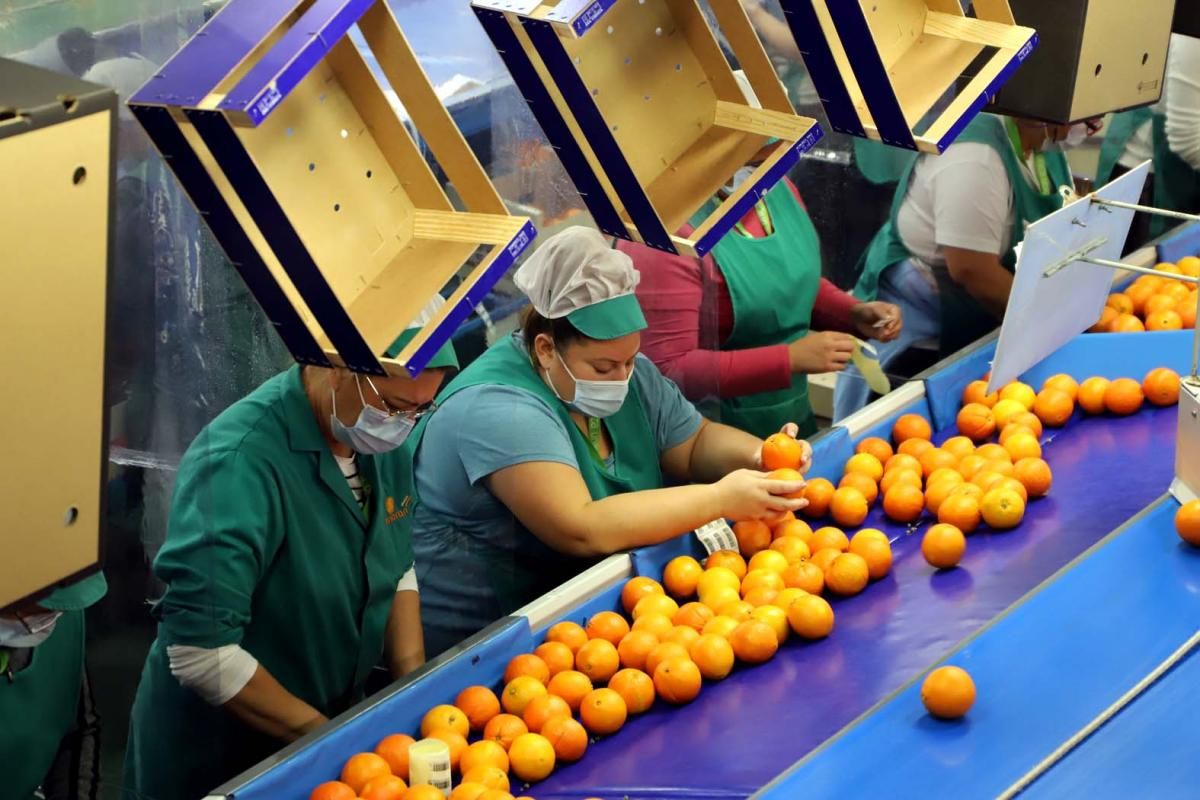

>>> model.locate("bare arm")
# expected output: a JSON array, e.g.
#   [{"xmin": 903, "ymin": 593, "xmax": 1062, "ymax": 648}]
[
  {"xmin": 224, "ymin": 666, "xmax": 327, "ymax": 743},
  {"xmin": 944, "ymin": 246, "xmax": 1013, "ymax": 319},
  {"xmin": 683, "ymin": 419, "xmax": 763, "ymax": 484},
  {"xmin": 742, "ymin": 0, "xmax": 801, "ymax": 59},
  {"xmin": 385, "ymin": 589, "xmax": 425, "ymax": 678}
]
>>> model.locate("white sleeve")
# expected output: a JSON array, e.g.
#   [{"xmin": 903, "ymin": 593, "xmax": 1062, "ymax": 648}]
[
  {"xmin": 397, "ymin": 565, "xmax": 418, "ymax": 592},
  {"xmin": 929, "ymin": 144, "xmax": 1014, "ymax": 256},
  {"xmin": 166, "ymin": 644, "xmax": 259, "ymax": 706},
  {"xmin": 1164, "ymin": 34, "xmax": 1200, "ymax": 172}
]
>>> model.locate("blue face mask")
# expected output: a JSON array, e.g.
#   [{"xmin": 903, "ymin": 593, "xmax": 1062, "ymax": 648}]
[
  {"xmin": 329, "ymin": 375, "xmax": 417, "ymax": 455},
  {"xmin": 547, "ymin": 350, "xmax": 632, "ymax": 419}
]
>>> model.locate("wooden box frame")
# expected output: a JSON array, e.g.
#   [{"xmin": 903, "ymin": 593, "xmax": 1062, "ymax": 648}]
[
  {"xmin": 129, "ymin": 0, "xmax": 536, "ymax": 377},
  {"xmin": 471, "ymin": 0, "xmax": 822, "ymax": 257},
  {"xmin": 778, "ymin": 0, "xmax": 1037, "ymax": 153}
]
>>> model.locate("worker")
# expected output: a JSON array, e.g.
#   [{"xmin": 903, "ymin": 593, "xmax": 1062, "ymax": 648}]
[
  {"xmin": 1, "ymin": 573, "xmax": 106, "ymax": 800},
  {"xmin": 122, "ymin": 300, "xmax": 458, "ymax": 800},
  {"xmin": 833, "ymin": 113, "xmax": 1090, "ymax": 420},
  {"xmin": 1097, "ymin": 33, "xmax": 1200, "ymax": 248},
  {"xmin": 410, "ymin": 228, "xmax": 811, "ymax": 657},
  {"xmin": 620, "ymin": 172, "xmax": 901, "ymax": 439}
]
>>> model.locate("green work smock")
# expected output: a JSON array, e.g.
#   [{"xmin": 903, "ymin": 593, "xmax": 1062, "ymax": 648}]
[
  {"xmin": 413, "ymin": 336, "xmax": 663, "ymax": 613},
  {"xmin": 122, "ymin": 366, "xmax": 416, "ymax": 800},
  {"xmin": 693, "ymin": 184, "xmax": 822, "ymax": 439},
  {"xmin": 852, "ymin": 114, "xmax": 1072, "ymax": 357},
  {"xmin": 1097, "ymin": 107, "xmax": 1200, "ymax": 238}
]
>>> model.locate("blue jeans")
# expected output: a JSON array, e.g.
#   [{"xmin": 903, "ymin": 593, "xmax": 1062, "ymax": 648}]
[{"xmin": 833, "ymin": 259, "xmax": 941, "ymax": 421}]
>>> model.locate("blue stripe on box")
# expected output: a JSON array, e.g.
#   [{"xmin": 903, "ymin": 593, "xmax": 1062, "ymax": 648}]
[
  {"xmin": 522, "ymin": 17, "xmax": 676, "ymax": 253},
  {"xmin": 131, "ymin": 105, "xmax": 332, "ymax": 368},
  {"xmin": 473, "ymin": 7, "xmax": 630, "ymax": 242},
  {"xmin": 777, "ymin": 0, "xmax": 866, "ymax": 138},
  {"xmin": 934, "ymin": 31, "xmax": 1039, "ymax": 153},
  {"xmin": 186, "ymin": 109, "xmax": 385, "ymax": 376},
  {"xmin": 221, "ymin": 0, "xmax": 375, "ymax": 125}
]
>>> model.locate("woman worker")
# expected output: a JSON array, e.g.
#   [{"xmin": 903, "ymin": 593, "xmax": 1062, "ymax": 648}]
[
  {"xmin": 122, "ymin": 301, "xmax": 459, "ymax": 800},
  {"xmin": 833, "ymin": 113, "xmax": 1089, "ymax": 420},
  {"xmin": 411, "ymin": 227, "xmax": 811, "ymax": 657},
  {"xmin": 620, "ymin": 172, "xmax": 902, "ymax": 440}
]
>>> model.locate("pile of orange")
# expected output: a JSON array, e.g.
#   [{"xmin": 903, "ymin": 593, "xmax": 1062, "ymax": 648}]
[{"xmin": 1091, "ymin": 258, "xmax": 1200, "ymax": 333}]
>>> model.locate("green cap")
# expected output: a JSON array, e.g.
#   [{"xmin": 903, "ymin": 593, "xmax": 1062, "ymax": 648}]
[
  {"xmin": 566, "ymin": 293, "xmax": 647, "ymax": 340},
  {"xmin": 40, "ymin": 571, "xmax": 107, "ymax": 611},
  {"xmin": 386, "ymin": 328, "xmax": 459, "ymax": 369}
]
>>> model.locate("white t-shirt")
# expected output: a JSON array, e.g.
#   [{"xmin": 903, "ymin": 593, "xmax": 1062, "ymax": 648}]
[{"xmin": 1120, "ymin": 34, "xmax": 1200, "ymax": 172}]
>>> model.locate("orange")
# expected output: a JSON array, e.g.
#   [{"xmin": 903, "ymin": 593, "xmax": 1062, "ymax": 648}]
[
  {"xmin": 810, "ymin": 547, "xmax": 842, "ymax": 574},
  {"xmin": 898, "ymin": 437, "xmax": 935, "ymax": 459},
  {"xmin": 856, "ymin": 436, "xmax": 895, "ymax": 463},
  {"xmin": 981, "ymin": 487, "xmax": 1025, "ymax": 529},
  {"xmin": 1042, "ymin": 373, "xmax": 1079, "ymax": 402},
  {"xmin": 462, "ymin": 766, "xmax": 510, "ymax": 791},
  {"xmin": 1077, "ymin": 377, "xmax": 1111, "ymax": 414},
  {"xmin": 482, "ymin": 713, "xmax": 528, "ymax": 751},
  {"xmin": 770, "ymin": 535, "xmax": 812, "ymax": 565},
  {"xmin": 699, "ymin": 587, "xmax": 741, "ymax": 614},
  {"xmin": 653, "ymin": 656, "xmax": 703, "ymax": 703},
  {"xmin": 948, "ymin": 482, "xmax": 983, "ymax": 501},
  {"xmin": 938, "ymin": 494, "xmax": 980, "ymax": 534},
  {"xmin": 999, "ymin": 381, "xmax": 1036, "ymax": 410},
  {"xmin": 362, "ymin": 776, "xmax": 408, "ymax": 800},
  {"xmin": 768, "ymin": 468, "xmax": 807, "ymax": 500},
  {"xmin": 919, "ymin": 448, "xmax": 959, "ymax": 479},
  {"xmin": 956, "ymin": 454, "xmax": 988, "ymax": 481},
  {"xmin": 508, "ymin": 733, "xmax": 556, "ymax": 783},
  {"xmin": 976, "ymin": 443, "xmax": 1011, "ymax": 463},
  {"xmin": 632, "ymin": 593, "xmax": 679, "ymax": 621},
  {"xmin": 688, "ymin": 633, "xmax": 736, "ymax": 680},
  {"xmin": 311, "ymin": 782, "xmax": 358, "ymax": 800},
  {"xmin": 617, "ymin": 629, "xmax": 659, "ymax": 671},
  {"xmin": 1003, "ymin": 431, "xmax": 1042, "ymax": 462},
  {"xmin": 427, "ymin": 728, "xmax": 468, "ymax": 772},
  {"xmin": 786, "ymin": 594, "xmax": 835, "ymax": 639},
  {"xmin": 924, "ymin": 476, "xmax": 963, "ymax": 516},
  {"xmin": 956, "ymin": 403, "xmax": 996, "ymax": 442},
  {"xmin": 830, "ymin": 487, "xmax": 869, "ymax": 527},
  {"xmin": 771, "ymin": 518, "xmax": 814, "ymax": 546},
  {"xmin": 619, "ymin": 577, "xmax": 664, "ymax": 615},
  {"xmin": 1013, "ymin": 457, "xmax": 1052, "ymax": 498},
  {"xmin": 849, "ymin": 535, "xmax": 893, "ymax": 580},
  {"xmin": 1144, "ymin": 367, "xmax": 1181, "ymax": 406},
  {"xmin": 586, "ymin": 611, "xmax": 630, "ymax": 646},
  {"xmin": 1126, "ymin": 283, "xmax": 1156, "ymax": 315},
  {"xmin": 991, "ymin": 399, "xmax": 1027, "ymax": 429},
  {"xmin": 449, "ymin": 782, "xmax": 488, "ymax": 800},
  {"xmin": 839, "ymin": 471, "xmax": 880, "ymax": 505},
  {"xmin": 460, "ymin": 740, "xmax": 510, "ymax": 776},
  {"xmin": 810, "ymin": 526, "xmax": 850, "ymax": 552},
  {"xmin": 501, "ymin": 676, "xmax": 548, "ymax": 717},
  {"xmin": 921, "ymin": 665, "xmax": 976, "ymax": 719},
  {"xmin": 741, "ymin": 568, "xmax": 785, "ymax": 597},
  {"xmin": 540, "ymin": 714, "xmax": 588, "ymax": 762},
  {"xmin": 374, "ymin": 734, "xmax": 415, "ymax": 780},
  {"xmin": 761, "ymin": 432, "xmax": 804, "ymax": 471},
  {"xmin": 608, "ymin": 667, "xmax": 656, "ymax": 714},
  {"xmin": 883, "ymin": 483, "xmax": 925, "ymax": 523},
  {"xmin": 521, "ymin": 693, "xmax": 571, "ymax": 735},
  {"xmin": 801, "ymin": 478, "xmax": 836, "ymax": 518},
  {"xmin": 998, "ymin": 477, "xmax": 1029, "ymax": 504},
  {"xmin": 1106, "ymin": 292, "xmax": 1134, "ymax": 315},
  {"xmin": 475, "ymin": 790, "xmax": 515, "ymax": 800},
  {"xmin": 747, "ymin": 549, "xmax": 790, "ymax": 575},
  {"xmin": 545, "ymin": 669, "xmax": 592, "ymax": 712},
  {"xmin": 922, "ymin": 523, "xmax": 966, "ymax": 569},
  {"xmin": 662, "ymin": 556, "xmax": 704, "ymax": 598},
  {"xmin": 1147, "ymin": 309, "xmax": 1183, "ymax": 331},
  {"xmin": 631, "ymin": 612, "xmax": 675, "ymax": 639},
  {"xmin": 533, "ymin": 642, "xmax": 575, "ymax": 679},
  {"xmin": 421, "ymin": 704, "xmax": 470, "ymax": 739},
  {"xmin": 575, "ymin": 638, "xmax": 620, "ymax": 683},
  {"xmin": 850, "ymin": 527, "xmax": 889, "ymax": 546},
  {"xmin": 1032, "ymin": 388, "xmax": 1073, "ymax": 427},
  {"xmin": 1178, "ymin": 294, "xmax": 1198, "ymax": 328},
  {"xmin": 781, "ymin": 560, "xmax": 825, "ymax": 594},
  {"xmin": 926, "ymin": 467, "xmax": 962, "ymax": 489},
  {"xmin": 733, "ymin": 520, "xmax": 773, "ymax": 557},
  {"xmin": 403, "ymin": 787, "xmax": 446, "ymax": 800},
  {"xmin": 742, "ymin": 586, "xmax": 780, "ymax": 608},
  {"xmin": 579, "ymin": 687, "xmax": 627, "ymax": 735},
  {"xmin": 673, "ymin": 602, "xmax": 715, "ymax": 633},
  {"xmin": 1145, "ymin": 293, "xmax": 1179, "ymax": 315},
  {"xmin": 644, "ymin": 642, "xmax": 689, "ymax": 677},
  {"xmin": 1091, "ymin": 306, "xmax": 1118, "ymax": 332},
  {"xmin": 1111, "ymin": 313, "xmax": 1146, "ymax": 332},
  {"xmin": 705, "ymin": 550, "xmax": 748, "ymax": 578},
  {"xmin": 893, "ymin": 413, "xmax": 933, "ymax": 443},
  {"xmin": 1105, "ymin": 377, "xmax": 1144, "ymax": 415},
  {"xmin": 775, "ymin": 588, "xmax": 807, "ymax": 610},
  {"xmin": 971, "ymin": 470, "xmax": 1007, "ymax": 494},
  {"xmin": 884, "ymin": 452, "xmax": 922, "ymax": 475},
  {"xmin": 881, "ymin": 467, "xmax": 923, "ymax": 495},
  {"xmin": 844, "ymin": 452, "xmax": 884, "ymax": 482},
  {"xmin": 942, "ymin": 435, "xmax": 976, "ymax": 460},
  {"xmin": 962, "ymin": 380, "xmax": 999, "ymax": 407},
  {"xmin": 545, "ymin": 621, "xmax": 588, "ymax": 653},
  {"xmin": 504, "ymin": 654, "xmax": 550, "ymax": 686},
  {"xmin": 1162, "ymin": 281, "xmax": 1191, "ymax": 301},
  {"xmin": 750, "ymin": 604, "xmax": 791, "ymax": 645},
  {"xmin": 456, "ymin": 686, "xmax": 502, "ymax": 732},
  {"xmin": 1158, "ymin": 261, "xmax": 1184, "ymax": 274},
  {"xmin": 697, "ymin": 566, "xmax": 740, "ymax": 597},
  {"xmin": 1175, "ymin": 499, "xmax": 1200, "ymax": 546},
  {"xmin": 825, "ymin": 552, "xmax": 870, "ymax": 596},
  {"xmin": 729, "ymin": 619, "xmax": 779, "ymax": 664},
  {"xmin": 1180, "ymin": 256, "xmax": 1200, "ymax": 277},
  {"xmin": 702, "ymin": 614, "xmax": 741, "ymax": 639}
]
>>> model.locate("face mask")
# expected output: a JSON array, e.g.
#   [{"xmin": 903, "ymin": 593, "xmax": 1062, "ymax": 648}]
[
  {"xmin": 1064, "ymin": 123, "xmax": 1089, "ymax": 148},
  {"xmin": 329, "ymin": 376, "xmax": 416, "ymax": 455},
  {"xmin": 0, "ymin": 611, "xmax": 61, "ymax": 648},
  {"xmin": 723, "ymin": 166, "xmax": 756, "ymax": 194},
  {"xmin": 546, "ymin": 350, "xmax": 632, "ymax": 419}
]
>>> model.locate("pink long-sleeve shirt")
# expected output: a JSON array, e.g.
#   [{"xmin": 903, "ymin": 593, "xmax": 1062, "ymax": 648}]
[{"xmin": 618, "ymin": 181, "xmax": 859, "ymax": 402}]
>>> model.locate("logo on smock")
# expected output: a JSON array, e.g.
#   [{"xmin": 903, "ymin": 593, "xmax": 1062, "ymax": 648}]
[{"xmin": 385, "ymin": 495, "xmax": 412, "ymax": 525}]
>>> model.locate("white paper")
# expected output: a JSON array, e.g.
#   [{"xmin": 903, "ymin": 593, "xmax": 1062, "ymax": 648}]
[
  {"xmin": 694, "ymin": 519, "xmax": 739, "ymax": 555},
  {"xmin": 851, "ymin": 337, "xmax": 892, "ymax": 396}
]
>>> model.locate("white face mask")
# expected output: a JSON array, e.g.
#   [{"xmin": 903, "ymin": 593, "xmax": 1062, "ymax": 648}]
[
  {"xmin": 0, "ymin": 611, "xmax": 62, "ymax": 648},
  {"xmin": 329, "ymin": 375, "xmax": 417, "ymax": 455},
  {"xmin": 1064, "ymin": 123, "xmax": 1089, "ymax": 148},
  {"xmin": 723, "ymin": 166, "xmax": 756, "ymax": 195},
  {"xmin": 546, "ymin": 350, "xmax": 632, "ymax": 419}
]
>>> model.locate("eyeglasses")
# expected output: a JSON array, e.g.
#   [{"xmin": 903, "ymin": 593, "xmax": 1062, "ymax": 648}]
[{"xmin": 360, "ymin": 375, "xmax": 437, "ymax": 421}]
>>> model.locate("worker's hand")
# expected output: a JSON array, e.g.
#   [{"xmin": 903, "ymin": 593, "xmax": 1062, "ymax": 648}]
[
  {"xmin": 851, "ymin": 302, "xmax": 903, "ymax": 342},
  {"xmin": 789, "ymin": 331, "xmax": 856, "ymax": 374},
  {"xmin": 714, "ymin": 469, "xmax": 808, "ymax": 522},
  {"xmin": 753, "ymin": 426, "xmax": 813, "ymax": 474}
]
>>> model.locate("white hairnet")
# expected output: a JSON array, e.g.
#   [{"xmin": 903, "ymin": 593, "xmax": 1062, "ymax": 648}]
[{"xmin": 513, "ymin": 226, "xmax": 641, "ymax": 319}]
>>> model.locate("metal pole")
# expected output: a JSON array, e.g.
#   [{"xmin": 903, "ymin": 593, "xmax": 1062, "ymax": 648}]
[
  {"xmin": 1090, "ymin": 197, "xmax": 1200, "ymax": 223},
  {"xmin": 1078, "ymin": 258, "xmax": 1200, "ymax": 285}
]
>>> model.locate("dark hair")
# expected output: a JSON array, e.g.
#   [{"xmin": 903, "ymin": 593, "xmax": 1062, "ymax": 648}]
[{"xmin": 520, "ymin": 307, "xmax": 589, "ymax": 364}]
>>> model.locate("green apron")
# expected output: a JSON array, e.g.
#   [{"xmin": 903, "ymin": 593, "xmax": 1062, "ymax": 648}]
[
  {"xmin": 123, "ymin": 367, "xmax": 416, "ymax": 800},
  {"xmin": 0, "ymin": 611, "xmax": 85, "ymax": 800},
  {"xmin": 413, "ymin": 336, "xmax": 663, "ymax": 612},
  {"xmin": 852, "ymin": 114, "xmax": 1072, "ymax": 357},
  {"xmin": 1096, "ymin": 107, "xmax": 1154, "ymax": 186},
  {"xmin": 693, "ymin": 184, "xmax": 822, "ymax": 438}
]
